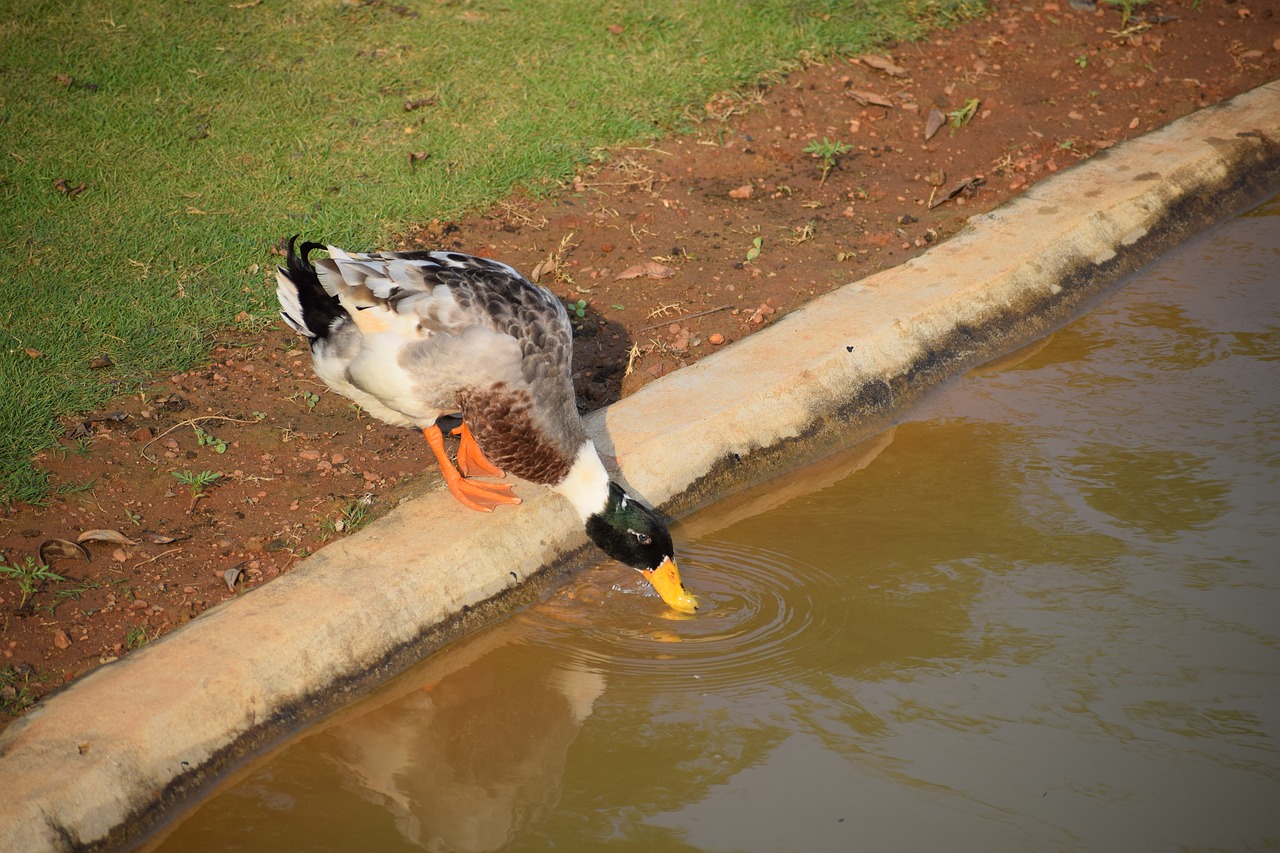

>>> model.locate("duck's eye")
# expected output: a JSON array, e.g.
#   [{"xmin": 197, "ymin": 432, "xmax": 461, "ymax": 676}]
[{"xmin": 628, "ymin": 529, "xmax": 652, "ymax": 546}]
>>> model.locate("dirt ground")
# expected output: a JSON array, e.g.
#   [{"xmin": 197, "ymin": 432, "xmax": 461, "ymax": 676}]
[{"xmin": 2, "ymin": 0, "xmax": 1277, "ymax": 725}]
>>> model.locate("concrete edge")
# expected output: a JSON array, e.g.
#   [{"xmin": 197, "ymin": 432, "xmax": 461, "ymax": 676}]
[{"xmin": 1, "ymin": 80, "xmax": 1277, "ymax": 852}]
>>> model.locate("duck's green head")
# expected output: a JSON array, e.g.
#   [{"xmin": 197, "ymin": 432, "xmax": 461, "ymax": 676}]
[{"xmin": 585, "ymin": 482, "xmax": 698, "ymax": 614}]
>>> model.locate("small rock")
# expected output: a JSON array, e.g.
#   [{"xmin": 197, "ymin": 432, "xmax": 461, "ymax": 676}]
[
  {"xmin": 129, "ymin": 426, "xmax": 154, "ymax": 442},
  {"xmin": 709, "ymin": 333, "xmax": 726, "ymax": 345},
  {"xmin": 299, "ymin": 449, "xmax": 321, "ymax": 461},
  {"xmin": 52, "ymin": 629, "xmax": 71, "ymax": 650},
  {"xmin": 728, "ymin": 185, "xmax": 753, "ymax": 200},
  {"xmin": 331, "ymin": 453, "xmax": 346, "ymax": 465},
  {"xmin": 131, "ymin": 599, "xmax": 148, "ymax": 610},
  {"xmin": 363, "ymin": 471, "xmax": 381, "ymax": 483},
  {"xmin": 112, "ymin": 548, "xmax": 128, "ymax": 563}
]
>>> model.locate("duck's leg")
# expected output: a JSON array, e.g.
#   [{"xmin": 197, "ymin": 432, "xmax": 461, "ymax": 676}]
[
  {"xmin": 451, "ymin": 422, "xmax": 505, "ymax": 478},
  {"xmin": 421, "ymin": 425, "xmax": 520, "ymax": 512}
]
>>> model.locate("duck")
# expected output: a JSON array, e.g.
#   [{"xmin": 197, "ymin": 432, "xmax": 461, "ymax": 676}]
[{"xmin": 275, "ymin": 237, "xmax": 697, "ymax": 613}]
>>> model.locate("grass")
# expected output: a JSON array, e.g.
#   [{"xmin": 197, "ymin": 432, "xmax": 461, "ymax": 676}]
[{"xmin": 0, "ymin": 0, "xmax": 987, "ymax": 502}]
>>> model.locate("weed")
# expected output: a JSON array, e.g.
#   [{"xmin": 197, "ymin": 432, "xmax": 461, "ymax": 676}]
[
  {"xmin": 303, "ymin": 391, "xmax": 321, "ymax": 411},
  {"xmin": 322, "ymin": 495, "xmax": 374, "ymax": 540},
  {"xmin": 567, "ymin": 299, "xmax": 588, "ymax": 319},
  {"xmin": 193, "ymin": 425, "xmax": 227, "ymax": 454},
  {"xmin": 745, "ymin": 236, "xmax": 764, "ymax": 263},
  {"xmin": 803, "ymin": 137, "xmax": 852, "ymax": 186},
  {"xmin": 1103, "ymin": 0, "xmax": 1151, "ymax": 28},
  {"xmin": 1, "ymin": 665, "xmax": 44, "ymax": 715},
  {"xmin": 125, "ymin": 625, "xmax": 148, "ymax": 649},
  {"xmin": 0, "ymin": 557, "xmax": 66, "ymax": 610},
  {"xmin": 172, "ymin": 469, "xmax": 222, "ymax": 501},
  {"xmin": 948, "ymin": 98, "xmax": 981, "ymax": 129},
  {"xmin": 1075, "ymin": 54, "xmax": 1088, "ymax": 69}
]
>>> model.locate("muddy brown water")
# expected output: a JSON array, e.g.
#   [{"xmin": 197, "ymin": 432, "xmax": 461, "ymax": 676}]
[{"xmin": 146, "ymin": 199, "xmax": 1280, "ymax": 852}]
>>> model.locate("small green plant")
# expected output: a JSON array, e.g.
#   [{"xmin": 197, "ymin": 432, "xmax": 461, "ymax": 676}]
[
  {"xmin": 172, "ymin": 469, "xmax": 222, "ymax": 500},
  {"xmin": 948, "ymin": 98, "xmax": 980, "ymax": 130},
  {"xmin": 52, "ymin": 576, "xmax": 102, "ymax": 608},
  {"xmin": 745, "ymin": 235, "xmax": 764, "ymax": 263},
  {"xmin": 322, "ymin": 496, "xmax": 374, "ymax": 540},
  {"xmin": 803, "ymin": 137, "xmax": 852, "ymax": 186},
  {"xmin": 1, "ymin": 666, "xmax": 43, "ymax": 715},
  {"xmin": 0, "ymin": 556, "xmax": 66, "ymax": 610},
  {"xmin": 1103, "ymin": 0, "xmax": 1151, "ymax": 28},
  {"xmin": 1075, "ymin": 53, "xmax": 1088, "ymax": 69},
  {"xmin": 303, "ymin": 391, "xmax": 321, "ymax": 410},
  {"xmin": 567, "ymin": 299, "xmax": 587, "ymax": 319},
  {"xmin": 193, "ymin": 425, "xmax": 227, "ymax": 454},
  {"xmin": 124, "ymin": 625, "xmax": 148, "ymax": 649}
]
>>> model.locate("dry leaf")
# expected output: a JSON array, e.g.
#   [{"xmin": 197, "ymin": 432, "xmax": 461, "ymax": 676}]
[
  {"xmin": 858, "ymin": 54, "xmax": 909, "ymax": 78},
  {"xmin": 846, "ymin": 90, "xmax": 894, "ymax": 109},
  {"xmin": 530, "ymin": 257, "xmax": 557, "ymax": 282},
  {"xmin": 929, "ymin": 175, "xmax": 986, "ymax": 209},
  {"xmin": 54, "ymin": 178, "xmax": 87, "ymax": 197},
  {"xmin": 615, "ymin": 262, "xmax": 676, "ymax": 281},
  {"xmin": 24, "ymin": 348, "xmax": 43, "ymax": 359},
  {"xmin": 924, "ymin": 107, "xmax": 947, "ymax": 141},
  {"xmin": 230, "ymin": 0, "xmax": 262, "ymax": 7},
  {"xmin": 40, "ymin": 538, "xmax": 91, "ymax": 565},
  {"xmin": 88, "ymin": 354, "xmax": 114, "ymax": 370},
  {"xmin": 77, "ymin": 529, "xmax": 138, "ymax": 547}
]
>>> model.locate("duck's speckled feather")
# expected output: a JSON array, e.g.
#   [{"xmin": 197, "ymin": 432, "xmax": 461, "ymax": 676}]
[{"xmin": 280, "ymin": 245, "xmax": 585, "ymax": 486}]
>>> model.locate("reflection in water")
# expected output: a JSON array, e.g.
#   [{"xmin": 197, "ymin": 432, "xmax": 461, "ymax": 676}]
[
  {"xmin": 154, "ymin": 204, "xmax": 1280, "ymax": 850},
  {"xmin": 321, "ymin": 645, "xmax": 603, "ymax": 852}
]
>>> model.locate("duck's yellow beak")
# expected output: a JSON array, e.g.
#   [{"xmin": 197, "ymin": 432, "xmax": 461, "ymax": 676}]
[{"xmin": 641, "ymin": 557, "xmax": 698, "ymax": 614}]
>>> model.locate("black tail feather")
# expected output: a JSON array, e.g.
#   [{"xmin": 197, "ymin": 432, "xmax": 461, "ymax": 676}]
[{"xmin": 280, "ymin": 236, "xmax": 346, "ymax": 339}]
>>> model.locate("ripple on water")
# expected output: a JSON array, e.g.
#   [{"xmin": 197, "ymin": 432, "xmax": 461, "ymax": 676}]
[{"xmin": 519, "ymin": 540, "xmax": 846, "ymax": 694}]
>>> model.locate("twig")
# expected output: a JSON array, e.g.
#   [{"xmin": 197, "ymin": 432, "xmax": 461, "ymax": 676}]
[
  {"xmin": 637, "ymin": 304, "xmax": 733, "ymax": 332},
  {"xmin": 130, "ymin": 548, "xmax": 180, "ymax": 570}
]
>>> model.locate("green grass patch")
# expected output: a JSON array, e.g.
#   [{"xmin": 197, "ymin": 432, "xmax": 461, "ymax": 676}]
[{"xmin": 0, "ymin": 0, "xmax": 986, "ymax": 502}]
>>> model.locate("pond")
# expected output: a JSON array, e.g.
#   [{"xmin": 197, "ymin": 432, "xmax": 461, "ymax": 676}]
[{"xmin": 148, "ymin": 198, "xmax": 1280, "ymax": 852}]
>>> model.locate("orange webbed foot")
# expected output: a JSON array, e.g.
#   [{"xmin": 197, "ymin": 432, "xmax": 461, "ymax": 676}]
[
  {"xmin": 451, "ymin": 422, "xmax": 505, "ymax": 479},
  {"xmin": 422, "ymin": 425, "xmax": 521, "ymax": 512}
]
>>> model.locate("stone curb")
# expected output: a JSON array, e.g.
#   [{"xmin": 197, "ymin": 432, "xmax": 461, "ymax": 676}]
[{"xmin": 2, "ymin": 80, "xmax": 1277, "ymax": 852}]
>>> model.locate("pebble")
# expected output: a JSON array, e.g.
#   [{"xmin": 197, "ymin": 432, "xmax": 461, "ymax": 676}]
[
  {"xmin": 709, "ymin": 333, "xmax": 725, "ymax": 345},
  {"xmin": 52, "ymin": 629, "xmax": 71, "ymax": 650},
  {"xmin": 131, "ymin": 599, "xmax": 148, "ymax": 610},
  {"xmin": 363, "ymin": 471, "xmax": 380, "ymax": 483},
  {"xmin": 299, "ymin": 449, "xmax": 321, "ymax": 461}
]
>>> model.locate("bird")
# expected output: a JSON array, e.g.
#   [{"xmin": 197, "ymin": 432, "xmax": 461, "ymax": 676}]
[{"xmin": 275, "ymin": 237, "xmax": 697, "ymax": 613}]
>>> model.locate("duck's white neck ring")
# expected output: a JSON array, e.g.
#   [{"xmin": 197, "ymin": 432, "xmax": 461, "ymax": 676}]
[{"xmin": 553, "ymin": 441, "xmax": 611, "ymax": 521}]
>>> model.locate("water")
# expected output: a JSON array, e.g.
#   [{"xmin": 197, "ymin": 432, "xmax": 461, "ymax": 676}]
[{"xmin": 150, "ymin": 200, "xmax": 1280, "ymax": 852}]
